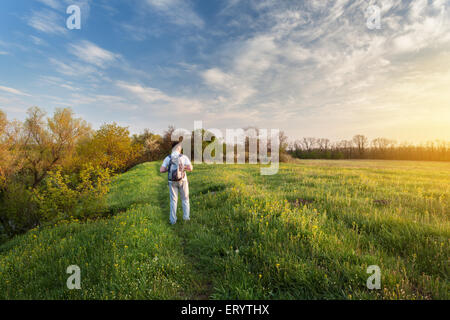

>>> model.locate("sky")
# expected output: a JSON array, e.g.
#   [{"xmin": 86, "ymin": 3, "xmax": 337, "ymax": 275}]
[{"xmin": 0, "ymin": 0, "xmax": 449, "ymax": 143}]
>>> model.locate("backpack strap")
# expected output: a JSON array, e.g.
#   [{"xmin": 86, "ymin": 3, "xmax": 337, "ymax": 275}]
[{"xmin": 167, "ymin": 155, "xmax": 172, "ymax": 181}]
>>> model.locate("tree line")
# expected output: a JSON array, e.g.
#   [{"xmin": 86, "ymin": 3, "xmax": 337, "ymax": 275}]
[{"xmin": 289, "ymin": 135, "xmax": 450, "ymax": 161}]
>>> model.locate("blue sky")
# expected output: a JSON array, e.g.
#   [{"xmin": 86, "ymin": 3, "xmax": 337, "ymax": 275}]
[{"xmin": 0, "ymin": 0, "xmax": 449, "ymax": 142}]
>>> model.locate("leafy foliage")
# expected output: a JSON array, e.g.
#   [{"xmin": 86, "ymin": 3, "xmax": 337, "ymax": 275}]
[
  {"xmin": 32, "ymin": 165, "xmax": 111, "ymax": 222},
  {"xmin": 0, "ymin": 108, "xmax": 116, "ymax": 237},
  {"xmin": 75, "ymin": 123, "xmax": 141, "ymax": 172}
]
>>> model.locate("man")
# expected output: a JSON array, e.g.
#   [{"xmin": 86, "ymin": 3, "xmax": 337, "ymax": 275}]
[{"xmin": 160, "ymin": 141, "xmax": 193, "ymax": 225}]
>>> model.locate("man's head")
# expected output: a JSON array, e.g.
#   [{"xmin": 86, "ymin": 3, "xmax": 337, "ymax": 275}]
[{"xmin": 171, "ymin": 141, "xmax": 182, "ymax": 153}]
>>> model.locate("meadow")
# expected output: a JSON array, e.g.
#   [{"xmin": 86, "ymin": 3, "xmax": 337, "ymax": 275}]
[{"xmin": 0, "ymin": 160, "xmax": 448, "ymax": 299}]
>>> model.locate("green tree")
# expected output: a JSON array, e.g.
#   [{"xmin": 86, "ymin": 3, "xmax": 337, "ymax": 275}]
[
  {"xmin": 76, "ymin": 123, "xmax": 140, "ymax": 172},
  {"xmin": 21, "ymin": 107, "xmax": 91, "ymax": 187}
]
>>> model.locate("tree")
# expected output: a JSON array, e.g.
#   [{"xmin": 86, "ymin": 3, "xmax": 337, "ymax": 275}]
[
  {"xmin": 21, "ymin": 107, "xmax": 91, "ymax": 187},
  {"xmin": 336, "ymin": 140, "xmax": 354, "ymax": 158},
  {"xmin": 161, "ymin": 125, "xmax": 177, "ymax": 156},
  {"xmin": 353, "ymin": 134, "xmax": 368, "ymax": 156},
  {"xmin": 279, "ymin": 131, "xmax": 289, "ymax": 154},
  {"xmin": 317, "ymin": 138, "xmax": 330, "ymax": 151},
  {"xmin": 0, "ymin": 109, "xmax": 6, "ymax": 136},
  {"xmin": 76, "ymin": 122, "xmax": 139, "ymax": 172},
  {"xmin": 371, "ymin": 137, "xmax": 395, "ymax": 154},
  {"xmin": 301, "ymin": 137, "xmax": 317, "ymax": 151},
  {"xmin": 132, "ymin": 129, "xmax": 163, "ymax": 162},
  {"xmin": 0, "ymin": 110, "xmax": 13, "ymax": 184}
]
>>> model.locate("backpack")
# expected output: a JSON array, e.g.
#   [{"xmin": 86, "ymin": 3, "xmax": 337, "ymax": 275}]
[{"xmin": 167, "ymin": 154, "xmax": 186, "ymax": 181}]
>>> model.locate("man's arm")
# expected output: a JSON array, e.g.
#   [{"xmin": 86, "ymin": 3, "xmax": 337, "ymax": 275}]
[
  {"xmin": 160, "ymin": 157, "xmax": 169, "ymax": 173},
  {"xmin": 184, "ymin": 157, "xmax": 193, "ymax": 172}
]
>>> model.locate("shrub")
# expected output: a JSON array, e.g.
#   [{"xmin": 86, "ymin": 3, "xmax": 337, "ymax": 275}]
[
  {"xmin": 0, "ymin": 165, "xmax": 111, "ymax": 237},
  {"xmin": 32, "ymin": 165, "xmax": 111, "ymax": 222},
  {"xmin": 0, "ymin": 182, "xmax": 40, "ymax": 237},
  {"xmin": 75, "ymin": 164, "xmax": 111, "ymax": 218}
]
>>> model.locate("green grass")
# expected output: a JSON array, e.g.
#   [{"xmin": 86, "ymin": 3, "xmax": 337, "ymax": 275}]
[{"xmin": 0, "ymin": 160, "xmax": 449, "ymax": 299}]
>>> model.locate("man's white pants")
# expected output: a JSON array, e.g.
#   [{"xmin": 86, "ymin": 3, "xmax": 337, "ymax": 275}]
[{"xmin": 168, "ymin": 180, "xmax": 190, "ymax": 224}]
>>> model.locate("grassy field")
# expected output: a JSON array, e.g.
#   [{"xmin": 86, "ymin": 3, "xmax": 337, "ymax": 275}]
[{"xmin": 0, "ymin": 160, "xmax": 448, "ymax": 299}]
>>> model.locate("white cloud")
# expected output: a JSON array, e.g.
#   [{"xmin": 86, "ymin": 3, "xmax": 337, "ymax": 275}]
[
  {"xmin": 37, "ymin": 0, "xmax": 62, "ymax": 10},
  {"xmin": 0, "ymin": 85, "xmax": 31, "ymax": 97},
  {"xmin": 30, "ymin": 1, "xmax": 92, "ymax": 34},
  {"xmin": 117, "ymin": 81, "xmax": 171, "ymax": 103},
  {"xmin": 30, "ymin": 35, "xmax": 47, "ymax": 46},
  {"xmin": 37, "ymin": 0, "xmax": 92, "ymax": 16},
  {"xmin": 49, "ymin": 57, "xmax": 98, "ymax": 76},
  {"xmin": 28, "ymin": 9, "xmax": 67, "ymax": 35},
  {"xmin": 68, "ymin": 41, "xmax": 121, "ymax": 68},
  {"xmin": 202, "ymin": 68, "xmax": 232, "ymax": 87},
  {"xmin": 39, "ymin": 76, "xmax": 81, "ymax": 91},
  {"xmin": 145, "ymin": 0, "xmax": 204, "ymax": 27},
  {"xmin": 116, "ymin": 81, "xmax": 204, "ymax": 114},
  {"xmin": 202, "ymin": 68, "xmax": 256, "ymax": 106},
  {"xmin": 409, "ymin": 0, "xmax": 428, "ymax": 20}
]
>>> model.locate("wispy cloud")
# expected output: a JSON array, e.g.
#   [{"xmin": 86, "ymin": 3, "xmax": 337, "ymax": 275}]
[
  {"xmin": 28, "ymin": 9, "xmax": 67, "ymax": 35},
  {"xmin": 37, "ymin": 0, "xmax": 62, "ymax": 10},
  {"xmin": 38, "ymin": 76, "xmax": 81, "ymax": 91},
  {"xmin": 202, "ymin": 67, "xmax": 256, "ymax": 106},
  {"xmin": 37, "ymin": 0, "xmax": 92, "ymax": 17},
  {"xmin": 116, "ymin": 81, "xmax": 204, "ymax": 114},
  {"xmin": 49, "ymin": 58, "xmax": 97, "ymax": 77},
  {"xmin": 29, "ymin": 0, "xmax": 92, "ymax": 34},
  {"xmin": 0, "ymin": 85, "xmax": 31, "ymax": 96},
  {"xmin": 68, "ymin": 40, "xmax": 121, "ymax": 68},
  {"xmin": 145, "ymin": 0, "xmax": 204, "ymax": 28},
  {"xmin": 30, "ymin": 35, "xmax": 47, "ymax": 46}
]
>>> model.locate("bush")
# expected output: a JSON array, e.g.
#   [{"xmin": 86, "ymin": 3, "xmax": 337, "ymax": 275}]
[
  {"xmin": 0, "ymin": 165, "xmax": 111, "ymax": 237},
  {"xmin": 0, "ymin": 182, "xmax": 40, "ymax": 237},
  {"xmin": 76, "ymin": 164, "xmax": 112, "ymax": 218},
  {"xmin": 32, "ymin": 165, "xmax": 111, "ymax": 222}
]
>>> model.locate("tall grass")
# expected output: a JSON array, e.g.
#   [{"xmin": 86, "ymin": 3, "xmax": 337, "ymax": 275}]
[{"xmin": 0, "ymin": 160, "xmax": 448, "ymax": 299}]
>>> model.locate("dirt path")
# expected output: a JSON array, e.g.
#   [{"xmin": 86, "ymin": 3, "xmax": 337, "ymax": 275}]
[{"xmin": 155, "ymin": 166, "xmax": 214, "ymax": 300}]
